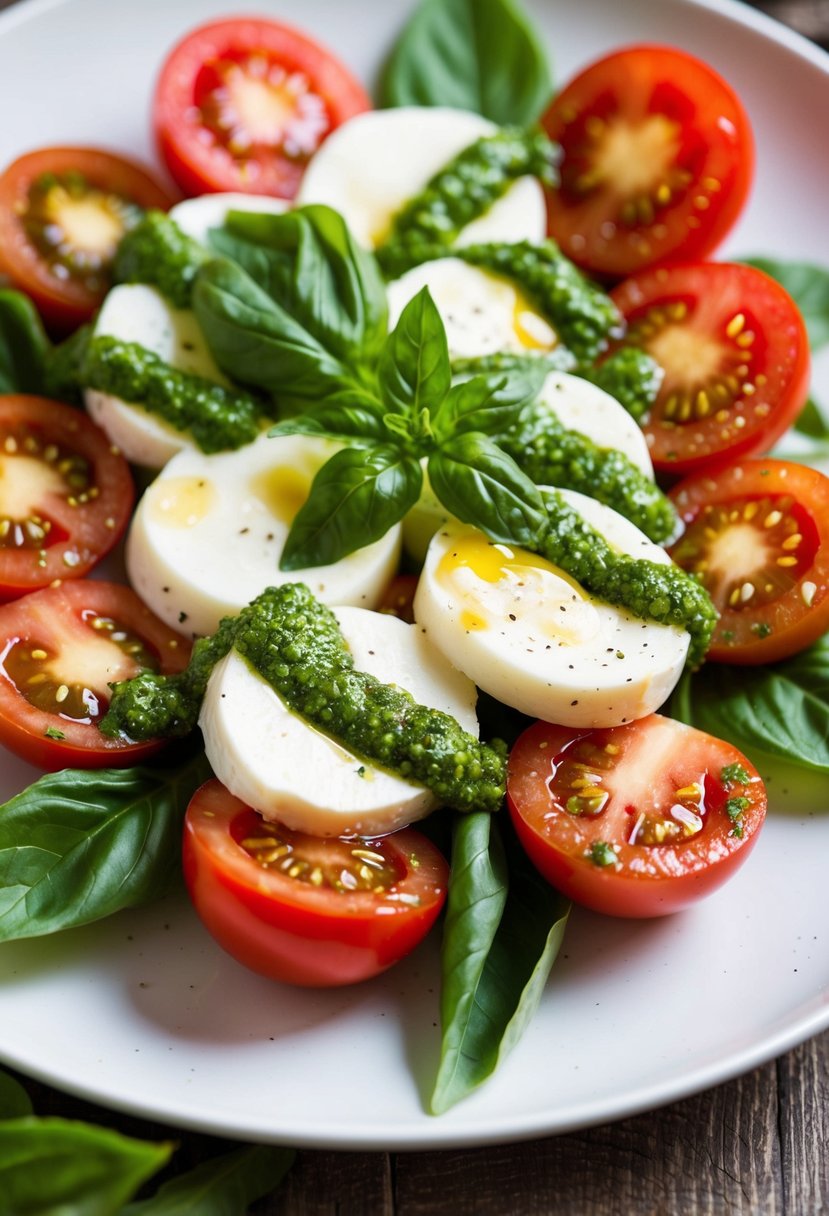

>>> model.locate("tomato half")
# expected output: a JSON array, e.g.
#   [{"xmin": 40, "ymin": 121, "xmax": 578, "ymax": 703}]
[
  {"xmin": 153, "ymin": 17, "xmax": 372, "ymax": 199},
  {"xmin": 542, "ymin": 45, "xmax": 753, "ymax": 278},
  {"xmin": 669, "ymin": 458, "xmax": 829, "ymax": 663},
  {"xmin": 0, "ymin": 580, "xmax": 190, "ymax": 769},
  {"xmin": 611, "ymin": 263, "xmax": 810, "ymax": 476},
  {"xmin": 0, "ymin": 147, "xmax": 174, "ymax": 331},
  {"xmin": 507, "ymin": 715, "xmax": 766, "ymax": 918},
  {"xmin": 183, "ymin": 779, "xmax": 449, "ymax": 987},
  {"xmin": 0, "ymin": 394, "xmax": 134, "ymax": 598}
]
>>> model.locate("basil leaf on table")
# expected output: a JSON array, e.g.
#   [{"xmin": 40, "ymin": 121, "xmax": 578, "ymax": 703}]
[
  {"xmin": 743, "ymin": 256, "xmax": 829, "ymax": 351},
  {"xmin": 789, "ymin": 397, "xmax": 829, "ymax": 441},
  {"xmin": 0, "ymin": 751, "xmax": 211, "ymax": 942},
  {"xmin": 377, "ymin": 285, "xmax": 451, "ymax": 422},
  {"xmin": 431, "ymin": 812, "xmax": 569, "ymax": 1114},
  {"xmin": 428, "ymin": 432, "xmax": 547, "ymax": 547},
  {"xmin": 431, "ymin": 362, "xmax": 547, "ymax": 441},
  {"xmin": 280, "ymin": 444, "xmax": 423, "ymax": 569},
  {"xmin": 121, "ymin": 1144, "xmax": 295, "ymax": 1216},
  {"xmin": 0, "ymin": 1119, "xmax": 172, "ymax": 1216},
  {"xmin": 0, "ymin": 1072, "xmax": 33, "ymax": 1120},
  {"xmin": 380, "ymin": 0, "xmax": 553, "ymax": 127},
  {"xmin": 0, "ymin": 288, "xmax": 50, "ymax": 394}
]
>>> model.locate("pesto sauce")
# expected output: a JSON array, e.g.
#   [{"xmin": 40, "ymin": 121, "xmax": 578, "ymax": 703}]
[
  {"xmin": 102, "ymin": 584, "xmax": 507, "ymax": 815},
  {"xmin": 113, "ymin": 211, "xmax": 208, "ymax": 308},
  {"xmin": 581, "ymin": 348, "xmax": 664, "ymax": 423},
  {"xmin": 376, "ymin": 129, "xmax": 557, "ymax": 278},
  {"xmin": 82, "ymin": 335, "xmax": 266, "ymax": 452}
]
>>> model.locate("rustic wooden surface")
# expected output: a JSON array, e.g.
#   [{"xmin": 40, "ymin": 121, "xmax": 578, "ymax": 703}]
[{"xmin": 2, "ymin": 0, "xmax": 828, "ymax": 1212}]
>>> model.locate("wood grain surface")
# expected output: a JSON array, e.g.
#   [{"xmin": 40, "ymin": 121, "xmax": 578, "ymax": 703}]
[{"xmin": 1, "ymin": 1, "xmax": 828, "ymax": 1213}]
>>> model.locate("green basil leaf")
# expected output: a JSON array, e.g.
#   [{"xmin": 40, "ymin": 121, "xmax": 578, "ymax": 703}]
[
  {"xmin": 269, "ymin": 397, "xmax": 387, "ymax": 444},
  {"xmin": 0, "ymin": 751, "xmax": 212, "ymax": 942},
  {"xmin": 428, "ymin": 432, "xmax": 546, "ymax": 546},
  {"xmin": 432, "ymin": 364, "xmax": 546, "ymax": 441},
  {"xmin": 778, "ymin": 632, "xmax": 829, "ymax": 700},
  {"xmin": 793, "ymin": 397, "xmax": 829, "ymax": 440},
  {"xmin": 280, "ymin": 444, "xmax": 422, "ymax": 570},
  {"xmin": 378, "ymin": 286, "xmax": 451, "ymax": 422},
  {"xmin": 0, "ymin": 1118, "xmax": 171, "ymax": 1216},
  {"xmin": 431, "ymin": 813, "xmax": 569, "ymax": 1114},
  {"xmin": 121, "ymin": 1145, "xmax": 295, "ymax": 1216},
  {"xmin": 743, "ymin": 257, "xmax": 829, "ymax": 351},
  {"xmin": 380, "ymin": 0, "xmax": 553, "ymax": 127},
  {"xmin": 0, "ymin": 289, "xmax": 50, "ymax": 395},
  {"xmin": 0, "ymin": 1072, "xmax": 33, "ymax": 1119}
]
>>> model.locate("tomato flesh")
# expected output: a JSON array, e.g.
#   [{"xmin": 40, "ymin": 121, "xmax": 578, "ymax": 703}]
[
  {"xmin": 183, "ymin": 780, "xmax": 449, "ymax": 987},
  {"xmin": 507, "ymin": 715, "xmax": 766, "ymax": 918},
  {"xmin": 0, "ymin": 580, "xmax": 190, "ymax": 769},
  {"xmin": 611, "ymin": 263, "xmax": 810, "ymax": 476},
  {"xmin": 153, "ymin": 18, "xmax": 371, "ymax": 198},
  {"xmin": 543, "ymin": 45, "xmax": 753, "ymax": 278},
  {"xmin": 669, "ymin": 458, "xmax": 829, "ymax": 663}
]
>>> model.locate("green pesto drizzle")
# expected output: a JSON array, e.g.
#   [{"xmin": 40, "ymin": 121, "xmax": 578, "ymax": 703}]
[
  {"xmin": 113, "ymin": 211, "xmax": 209, "ymax": 308},
  {"xmin": 375, "ymin": 129, "xmax": 557, "ymax": 277},
  {"xmin": 581, "ymin": 348, "xmax": 664, "ymax": 423},
  {"xmin": 101, "ymin": 584, "xmax": 506, "ymax": 815},
  {"xmin": 82, "ymin": 335, "xmax": 266, "ymax": 453}
]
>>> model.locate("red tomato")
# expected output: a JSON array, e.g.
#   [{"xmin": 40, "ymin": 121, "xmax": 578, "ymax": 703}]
[
  {"xmin": 508, "ymin": 715, "xmax": 766, "ymax": 918},
  {"xmin": 669, "ymin": 458, "xmax": 829, "ymax": 663},
  {"xmin": 0, "ymin": 580, "xmax": 190, "ymax": 769},
  {"xmin": 611, "ymin": 263, "xmax": 810, "ymax": 476},
  {"xmin": 153, "ymin": 17, "xmax": 371, "ymax": 199},
  {"xmin": 0, "ymin": 394, "xmax": 134, "ymax": 599},
  {"xmin": 0, "ymin": 147, "xmax": 174, "ymax": 331},
  {"xmin": 542, "ymin": 45, "xmax": 753, "ymax": 278},
  {"xmin": 183, "ymin": 779, "xmax": 449, "ymax": 987}
]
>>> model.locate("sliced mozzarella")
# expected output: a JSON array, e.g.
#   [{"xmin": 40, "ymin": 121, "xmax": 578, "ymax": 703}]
[
  {"xmin": 534, "ymin": 373, "xmax": 653, "ymax": 476},
  {"xmin": 296, "ymin": 107, "xmax": 546, "ymax": 249},
  {"xmin": 199, "ymin": 607, "xmax": 479, "ymax": 837},
  {"xmin": 169, "ymin": 192, "xmax": 289, "ymax": 246},
  {"xmin": 84, "ymin": 284, "xmax": 231, "ymax": 468},
  {"xmin": 413, "ymin": 490, "xmax": 689, "ymax": 728},
  {"xmin": 126, "ymin": 432, "xmax": 401, "ymax": 637}
]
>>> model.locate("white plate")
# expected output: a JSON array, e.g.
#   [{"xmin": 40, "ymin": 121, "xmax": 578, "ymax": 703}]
[{"xmin": 0, "ymin": 0, "xmax": 828, "ymax": 1151}]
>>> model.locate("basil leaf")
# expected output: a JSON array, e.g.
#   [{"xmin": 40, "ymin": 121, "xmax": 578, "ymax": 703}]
[
  {"xmin": 121, "ymin": 1145, "xmax": 295, "ymax": 1216},
  {"xmin": 431, "ymin": 364, "xmax": 546, "ymax": 441},
  {"xmin": 0, "ymin": 1072, "xmax": 33, "ymax": 1119},
  {"xmin": 0, "ymin": 1119, "xmax": 171, "ymax": 1216},
  {"xmin": 428, "ymin": 432, "xmax": 546, "ymax": 546},
  {"xmin": 280, "ymin": 444, "xmax": 422, "ymax": 570},
  {"xmin": 269, "ymin": 398, "xmax": 387, "ymax": 444},
  {"xmin": 793, "ymin": 397, "xmax": 829, "ymax": 440},
  {"xmin": 380, "ymin": 0, "xmax": 553, "ymax": 127},
  {"xmin": 431, "ymin": 813, "xmax": 569, "ymax": 1114},
  {"xmin": 378, "ymin": 286, "xmax": 451, "ymax": 421},
  {"xmin": 743, "ymin": 257, "xmax": 829, "ymax": 351},
  {"xmin": 0, "ymin": 289, "xmax": 50, "ymax": 394},
  {"xmin": 0, "ymin": 751, "xmax": 211, "ymax": 942}
]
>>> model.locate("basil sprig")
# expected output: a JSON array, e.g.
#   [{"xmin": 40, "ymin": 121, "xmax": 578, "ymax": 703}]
[{"xmin": 379, "ymin": 0, "xmax": 554, "ymax": 127}]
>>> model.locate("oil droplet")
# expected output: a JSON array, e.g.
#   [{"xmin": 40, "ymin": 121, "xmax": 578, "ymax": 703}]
[
  {"xmin": 150, "ymin": 476, "xmax": 216, "ymax": 528},
  {"xmin": 250, "ymin": 466, "xmax": 312, "ymax": 524}
]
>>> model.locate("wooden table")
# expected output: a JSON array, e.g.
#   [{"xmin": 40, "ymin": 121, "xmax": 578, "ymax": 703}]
[{"xmin": 3, "ymin": 1, "xmax": 829, "ymax": 1212}]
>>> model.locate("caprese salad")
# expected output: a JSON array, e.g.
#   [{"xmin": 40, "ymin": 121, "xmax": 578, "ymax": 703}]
[{"xmin": 0, "ymin": 0, "xmax": 826, "ymax": 1115}]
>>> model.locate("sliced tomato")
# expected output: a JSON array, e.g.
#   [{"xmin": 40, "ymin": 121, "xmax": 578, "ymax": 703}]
[
  {"xmin": 153, "ymin": 17, "xmax": 371, "ymax": 199},
  {"xmin": 669, "ymin": 458, "xmax": 829, "ymax": 663},
  {"xmin": 610, "ymin": 263, "xmax": 810, "ymax": 476},
  {"xmin": 0, "ymin": 580, "xmax": 190, "ymax": 769},
  {"xmin": 0, "ymin": 147, "xmax": 174, "ymax": 331},
  {"xmin": 507, "ymin": 715, "xmax": 766, "ymax": 918},
  {"xmin": 542, "ymin": 45, "xmax": 753, "ymax": 278},
  {"xmin": 183, "ymin": 779, "xmax": 448, "ymax": 987},
  {"xmin": 0, "ymin": 394, "xmax": 134, "ymax": 598}
]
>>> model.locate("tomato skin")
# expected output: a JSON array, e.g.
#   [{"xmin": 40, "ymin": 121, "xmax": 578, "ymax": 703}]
[
  {"xmin": 611, "ymin": 263, "xmax": 811, "ymax": 476},
  {"xmin": 0, "ymin": 147, "xmax": 174, "ymax": 331},
  {"xmin": 0, "ymin": 394, "xmax": 134, "ymax": 599},
  {"xmin": 669, "ymin": 458, "xmax": 829, "ymax": 663},
  {"xmin": 507, "ymin": 716, "xmax": 766, "ymax": 919},
  {"xmin": 542, "ymin": 45, "xmax": 753, "ymax": 278},
  {"xmin": 153, "ymin": 17, "xmax": 371, "ymax": 199},
  {"xmin": 183, "ymin": 780, "xmax": 449, "ymax": 987},
  {"xmin": 0, "ymin": 580, "xmax": 190, "ymax": 770}
]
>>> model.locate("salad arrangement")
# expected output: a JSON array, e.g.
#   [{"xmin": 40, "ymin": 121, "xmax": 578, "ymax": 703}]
[{"xmin": 1, "ymin": 0, "xmax": 829, "ymax": 1201}]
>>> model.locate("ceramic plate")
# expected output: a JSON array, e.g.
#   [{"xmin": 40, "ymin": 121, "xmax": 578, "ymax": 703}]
[{"xmin": 0, "ymin": 0, "xmax": 827, "ymax": 1150}]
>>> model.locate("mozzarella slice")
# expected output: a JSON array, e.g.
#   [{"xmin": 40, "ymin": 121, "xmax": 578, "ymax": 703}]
[
  {"xmin": 199, "ymin": 606, "xmax": 479, "ymax": 837},
  {"xmin": 413, "ymin": 490, "xmax": 689, "ymax": 728},
  {"xmin": 534, "ymin": 373, "xmax": 654, "ymax": 475},
  {"xmin": 126, "ymin": 432, "xmax": 401, "ymax": 637},
  {"xmin": 169, "ymin": 192, "xmax": 289, "ymax": 246},
  {"xmin": 85, "ymin": 283, "xmax": 231, "ymax": 468},
  {"xmin": 296, "ymin": 107, "xmax": 546, "ymax": 249}
]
